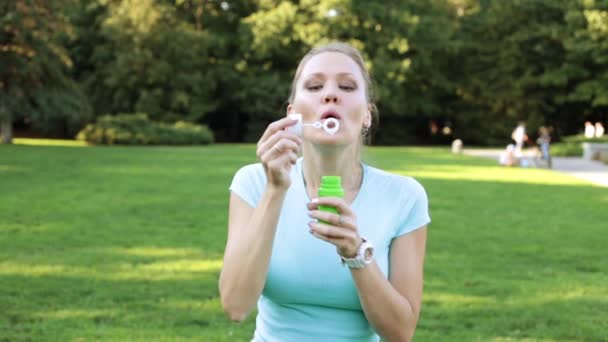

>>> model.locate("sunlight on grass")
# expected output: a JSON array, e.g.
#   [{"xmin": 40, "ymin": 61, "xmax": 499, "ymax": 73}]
[
  {"xmin": 108, "ymin": 258, "xmax": 223, "ymax": 280},
  {"xmin": 492, "ymin": 338, "xmax": 557, "ymax": 341},
  {"xmin": 94, "ymin": 166, "xmax": 205, "ymax": 177},
  {"xmin": 389, "ymin": 166, "xmax": 586, "ymax": 186},
  {"xmin": 133, "ymin": 259, "xmax": 222, "ymax": 273},
  {"xmin": 13, "ymin": 138, "xmax": 88, "ymax": 147},
  {"xmin": 33, "ymin": 309, "xmax": 116, "ymax": 320},
  {"xmin": 109, "ymin": 247, "xmax": 202, "ymax": 258},
  {"xmin": 427, "ymin": 292, "xmax": 495, "ymax": 307},
  {"xmin": 524, "ymin": 286, "xmax": 607, "ymax": 304},
  {"xmin": 0, "ymin": 263, "xmax": 72, "ymax": 276},
  {"xmin": 0, "ymin": 165, "xmax": 25, "ymax": 172},
  {"xmin": 165, "ymin": 298, "xmax": 219, "ymax": 310},
  {"xmin": 0, "ymin": 259, "xmax": 223, "ymax": 281}
]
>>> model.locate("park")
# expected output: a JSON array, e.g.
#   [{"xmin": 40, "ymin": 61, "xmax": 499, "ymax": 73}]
[{"xmin": 2, "ymin": 1, "xmax": 608, "ymax": 341}]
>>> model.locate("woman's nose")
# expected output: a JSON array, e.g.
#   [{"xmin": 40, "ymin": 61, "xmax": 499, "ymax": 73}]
[{"xmin": 323, "ymin": 93, "xmax": 338, "ymax": 104}]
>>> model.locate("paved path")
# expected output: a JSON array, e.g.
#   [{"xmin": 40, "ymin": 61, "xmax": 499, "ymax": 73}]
[{"xmin": 463, "ymin": 148, "xmax": 608, "ymax": 187}]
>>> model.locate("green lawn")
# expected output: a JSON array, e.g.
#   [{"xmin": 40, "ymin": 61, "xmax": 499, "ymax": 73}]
[{"xmin": 1, "ymin": 143, "xmax": 606, "ymax": 341}]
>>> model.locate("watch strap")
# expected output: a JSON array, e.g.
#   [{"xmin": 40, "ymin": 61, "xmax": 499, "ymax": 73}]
[{"xmin": 340, "ymin": 238, "xmax": 374, "ymax": 269}]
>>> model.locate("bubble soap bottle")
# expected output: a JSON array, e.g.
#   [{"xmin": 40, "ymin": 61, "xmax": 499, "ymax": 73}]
[{"xmin": 318, "ymin": 176, "xmax": 344, "ymax": 224}]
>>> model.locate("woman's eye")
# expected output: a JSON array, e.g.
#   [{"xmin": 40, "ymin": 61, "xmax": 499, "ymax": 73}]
[
  {"xmin": 340, "ymin": 85, "xmax": 356, "ymax": 91},
  {"xmin": 307, "ymin": 85, "xmax": 322, "ymax": 91}
]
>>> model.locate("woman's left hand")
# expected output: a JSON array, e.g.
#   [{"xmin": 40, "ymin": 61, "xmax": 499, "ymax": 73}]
[{"xmin": 307, "ymin": 197, "xmax": 362, "ymax": 258}]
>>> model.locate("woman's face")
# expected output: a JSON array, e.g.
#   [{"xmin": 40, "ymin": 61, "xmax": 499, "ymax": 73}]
[{"xmin": 288, "ymin": 52, "xmax": 371, "ymax": 146}]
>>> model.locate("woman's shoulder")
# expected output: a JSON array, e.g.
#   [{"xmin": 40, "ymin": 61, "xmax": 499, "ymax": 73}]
[
  {"xmin": 364, "ymin": 164, "xmax": 426, "ymax": 194},
  {"xmin": 234, "ymin": 162, "xmax": 265, "ymax": 177},
  {"xmin": 229, "ymin": 163, "xmax": 267, "ymax": 208},
  {"xmin": 232, "ymin": 162, "xmax": 267, "ymax": 186}
]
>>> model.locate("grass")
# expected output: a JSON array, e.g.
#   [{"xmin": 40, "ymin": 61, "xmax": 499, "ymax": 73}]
[{"xmin": 1, "ymin": 142, "xmax": 606, "ymax": 341}]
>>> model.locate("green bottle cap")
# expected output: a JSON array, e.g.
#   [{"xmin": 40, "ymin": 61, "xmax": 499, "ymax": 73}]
[
  {"xmin": 318, "ymin": 176, "xmax": 344, "ymax": 222},
  {"xmin": 318, "ymin": 176, "xmax": 344, "ymax": 198}
]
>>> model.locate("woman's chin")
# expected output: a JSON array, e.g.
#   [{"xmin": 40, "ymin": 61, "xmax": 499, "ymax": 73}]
[{"xmin": 306, "ymin": 133, "xmax": 353, "ymax": 147}]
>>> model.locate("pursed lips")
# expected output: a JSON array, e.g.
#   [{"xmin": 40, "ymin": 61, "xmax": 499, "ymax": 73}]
[{"xmin": 320, "ymin": 110, "xmax": 341, "ymax": 121}]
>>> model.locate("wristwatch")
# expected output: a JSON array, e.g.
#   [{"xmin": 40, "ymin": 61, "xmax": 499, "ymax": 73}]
[{"xmin": 341, "ymin": 238, "xmax": 374, "ymax": 269}]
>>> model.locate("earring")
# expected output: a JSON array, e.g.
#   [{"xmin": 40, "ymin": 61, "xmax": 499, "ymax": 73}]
[{"xmin": 362, "ymin": 126, "xmax": 369, "ymax": 136}]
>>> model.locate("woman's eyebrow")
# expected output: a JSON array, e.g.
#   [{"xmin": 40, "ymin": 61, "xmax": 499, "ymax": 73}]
[{"xmin": 305, "ymin": 72, "xmax": 356, "ymax": 78}]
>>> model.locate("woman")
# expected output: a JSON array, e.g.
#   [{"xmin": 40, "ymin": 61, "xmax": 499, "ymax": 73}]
[{"xmin": 219, "ymin": 42, "xmax": 430, "ymax": 341}]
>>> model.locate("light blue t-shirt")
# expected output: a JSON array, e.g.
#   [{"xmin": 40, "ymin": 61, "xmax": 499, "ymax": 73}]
[{"xmin": 229, "ymin": 158, "xmax": 430, "ymax": 342}]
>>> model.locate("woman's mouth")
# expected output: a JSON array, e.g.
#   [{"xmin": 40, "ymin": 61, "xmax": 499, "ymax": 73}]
[{"xmin": 321, "ymin": 110, "xmax": 341, "ymax": 121}]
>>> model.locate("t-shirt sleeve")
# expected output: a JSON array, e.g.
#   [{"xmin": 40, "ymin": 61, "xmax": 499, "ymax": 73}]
[
  {"xmin": 228, "ymin": 163, "xmax": 266, "ymax": 208},
  {"xmin": 395, "ymin": 178, "xmax": 431, "ymax": 237}
]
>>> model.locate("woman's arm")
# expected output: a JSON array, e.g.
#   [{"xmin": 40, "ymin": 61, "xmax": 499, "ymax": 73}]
[
  {"xmin": 352, "ymin": 227, "xmax": 427, "ymax": 341},
  {"xmin": 219, "ymin": 118, "xmax": 301, "ymax": 322},
  {"xmin": 219, "ymin": 188, "xmax": 287, "ymax": 322},
  {"xmin": 308, "ymin": 197, "xmax": 427, "ymax": 341}
]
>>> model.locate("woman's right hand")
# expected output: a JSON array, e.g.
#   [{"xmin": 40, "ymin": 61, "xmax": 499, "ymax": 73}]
[{"xmin": 256, "ymin": 117, "xmax": 302, "ymax": 190}]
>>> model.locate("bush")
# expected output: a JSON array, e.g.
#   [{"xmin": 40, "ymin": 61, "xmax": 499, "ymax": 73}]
[
  {"xmin": 76, "ymin": 113, "xmax": 214, "ymax": 145},
  {"xmin": 551, "ymin": 142, "xmax": 583, "ymax": 157},
  {"xmin": 551, "ymin": 134, "xmax": 608, "ymax": 157},
  {"xmin": 561, "ymin": 134, "xmax": 608, "ymax": 144}
]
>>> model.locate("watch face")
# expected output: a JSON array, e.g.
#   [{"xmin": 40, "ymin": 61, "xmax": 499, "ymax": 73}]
[{"xmin": 363, "ymin": 246, "xmax": 374, "ymax": 261}]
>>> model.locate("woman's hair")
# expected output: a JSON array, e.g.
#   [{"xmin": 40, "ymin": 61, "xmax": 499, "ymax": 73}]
[{"xmin": 287, "ymin": 42, "xmax": 378, "ymax": 143}]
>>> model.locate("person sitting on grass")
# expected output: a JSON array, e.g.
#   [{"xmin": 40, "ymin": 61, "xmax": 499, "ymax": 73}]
[
  {"xmin": 499, "ymin": 144, "xmax": 519, "ymax": 167},
  {"xmin": 219, "ymin": 41, "xmax": 430, "ymax": 342}
]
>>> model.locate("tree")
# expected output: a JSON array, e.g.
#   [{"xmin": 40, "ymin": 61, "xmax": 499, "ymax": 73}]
[
  {"xmin": 233, "ymin": 0, "xmax": 460, "ymax": 142},
  {"xmin": 0, "ymin": 0, "xmax": 91, "ymax": 143},
  {"xmin": 66, "ymin": 0, "xmax": 227, "ymax": 133},
  {"xmin": 540, "ymin": 0, "xmax": 608, "ymax": 133},
  {"xmin": 451, "ymin": 0, "xmax": 571, "ymax": 144}
]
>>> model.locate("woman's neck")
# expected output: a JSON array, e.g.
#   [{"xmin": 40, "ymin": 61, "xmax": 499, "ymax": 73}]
[{"xmin": 301, "ymin": 144, "xmax": 363, "ymax": 193}]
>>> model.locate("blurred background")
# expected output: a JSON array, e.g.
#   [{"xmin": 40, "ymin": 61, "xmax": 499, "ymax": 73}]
[{"xmin": 2, "ymin": 0, "xmax": 608, "ymax": 147}]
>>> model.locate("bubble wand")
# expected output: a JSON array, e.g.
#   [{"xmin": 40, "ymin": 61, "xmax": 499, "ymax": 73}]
[{"xmin": 288, "ymin": 113, "xmax": 340, "ymax": 136}]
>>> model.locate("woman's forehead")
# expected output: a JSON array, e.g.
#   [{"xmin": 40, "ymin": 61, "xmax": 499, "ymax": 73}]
[{"xmin": 300, "ymin": 52, "xmax": 364, "ymax": 80}]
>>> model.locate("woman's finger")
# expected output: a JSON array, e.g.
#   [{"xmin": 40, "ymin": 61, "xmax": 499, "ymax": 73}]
[
  {"xmin": 309, "ymin": 230, "xmax": 345, "ymax": 247},
  {"xmin": 257, "ymin": 131, "xmax": 301, "ymax": 158},
  {"xmin": 287, "ymin": 151, "xmax": 298, "ymax": 165},
  {"xmin": 307, "ymin": 197, "xmax": 354, "ymax": 217},
  {"xmin": 259, "ymin": 117, "xmax": 299, "ymax": 145},
  {"xmin": 259, "ymin": 139, "xmax": 300, "ymax": 164},
  {"xmin": 308, "ymin": 221, "xmax": 356, "ymax": 239},
  {"xmin": 308, "ymin": 210, "xmax": 355, "ymax": 230}
]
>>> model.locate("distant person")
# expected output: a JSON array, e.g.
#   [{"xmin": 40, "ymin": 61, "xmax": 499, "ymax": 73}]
[
  {"xmin": 536, "ymin": 126, "xmax": 552, "ymax": 168},
  {"xmin": 511, "ymin": 122, "xmax": 527, "ymax": 157},
  {"xmin": 595, "ymin": 122, "xmax": 604, "ymax": 138},
  {"xmin": 220, "ymin": 42, "xmax": 430, "ymax": 341},
  {"xmin": 429, "ymin": 120, "xmax": 439, "ymax": 135},
  {"xmin": 451, "ymin": 139, "xmax": 463, "ymax": 154},
  {"xmin": 499, "ymin": 144, "xmax": 519, "ymax": 167},
  {"xmin": 584, "ymin": 121, "xmax": 595, "ymax": 138}
]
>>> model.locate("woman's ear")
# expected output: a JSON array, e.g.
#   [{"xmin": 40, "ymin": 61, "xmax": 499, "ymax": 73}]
[
  {"xmin": 364, "ymin": 106, "xmax": 372, "ymax": 128},
  {"xmin": 287, "ymin": 104, "xmax": 294, "ymax": 116}
]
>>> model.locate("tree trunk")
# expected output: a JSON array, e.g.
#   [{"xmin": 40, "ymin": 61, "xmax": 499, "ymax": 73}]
[
  {"xmin": 195, "ymin": 1, "xmax": 204, "ymax": 31},
  {"xmin": 0, "ymin": 108, "xmax": 13, "ymax": 144}
]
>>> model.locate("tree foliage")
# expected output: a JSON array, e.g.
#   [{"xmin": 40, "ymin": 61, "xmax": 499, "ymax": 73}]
[
  {"xmin": 1, "ymin": 0, "xmax": 91, "ymax": 142},
  {"xmin": 3, "ymin": 0, "xmax": 608, "ymax": 145}
]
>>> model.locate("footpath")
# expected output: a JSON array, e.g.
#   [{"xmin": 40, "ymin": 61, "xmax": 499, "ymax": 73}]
[{"xmin": 463, "ymin": 148, "xmax": 608, "ymax": 188}]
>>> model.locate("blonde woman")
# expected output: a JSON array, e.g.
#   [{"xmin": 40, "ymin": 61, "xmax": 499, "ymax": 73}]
[{"xmin": 220, "ymin": 42, "xmax": 430, "ymax": 342}]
